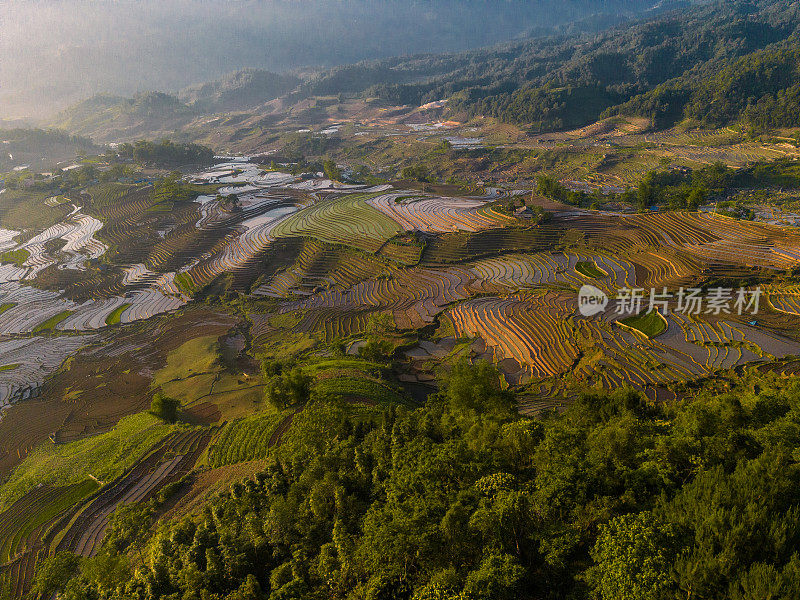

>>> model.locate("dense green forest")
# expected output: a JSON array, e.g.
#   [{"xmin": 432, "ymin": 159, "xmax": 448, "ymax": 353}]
[
  {"xmin": 294, "ymin": 0, "xmax": 800, "ymax": 133},
  {"xmin": 35, "ymin": 361, "xmax": 800, "ymax": 600}
]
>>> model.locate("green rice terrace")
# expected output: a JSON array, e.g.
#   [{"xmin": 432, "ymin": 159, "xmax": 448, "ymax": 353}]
[{"xmin": 3, "ymin": 148, "xmax": 800, "ymax": 599}]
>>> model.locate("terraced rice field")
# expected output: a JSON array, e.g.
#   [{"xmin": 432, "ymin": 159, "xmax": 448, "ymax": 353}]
[
  {"xmin": 271, "ymin": 193, "xmax": 401, "ymax": 253},
  {"xmin": 5, "ymin": 149, "xmax": 800, "ymax": 596},
  {"xmin": 447, "ymin": 293, "xmax": 579, "ymax": 378},
  {"xmin": 366, "ymin": 192, "xmax": 514, "ymax": 233},
  {"xmin": 55, "ymin": 427, "xmax": 213, "ymax": 558}
]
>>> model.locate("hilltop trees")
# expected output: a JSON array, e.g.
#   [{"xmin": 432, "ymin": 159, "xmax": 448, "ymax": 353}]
[
  {"xmin": 264, "ymin": 366, "xmax": 311, "ymax": 409},
  {"xmin": 116, "ymin": 139, "xmax": 214, "ymax": 167},
  {"xmin": 323, "ymin": 159, "xmax": 342, "ymax": 182}
]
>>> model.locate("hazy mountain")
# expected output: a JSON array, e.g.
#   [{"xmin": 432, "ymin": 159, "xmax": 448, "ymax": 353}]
[
  {"xmin": 178, "ymin": 69, "xmax": 301, "ymax": 112},
  {"xmin": 51, "ymin": 92, "xmax": 197, "ymax": 141},
  {"xmin": 1, "ymin": 0, "xmax": 657, "ymax": 120}
]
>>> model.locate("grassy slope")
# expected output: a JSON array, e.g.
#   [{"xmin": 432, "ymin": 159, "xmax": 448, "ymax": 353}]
[
  {"xmin": 0, "ymin": 412, "xmax": 174, "ymax": 510},
  {"xmin": 576, "ymin": 260, "xmax": 606, "ymax": 279},
  {"xmin": 620, "ymin": 310, "xmax": 667, "ymax": 338},
  {"xmin": 271, "ymin": 193, "xmax": 401, "ymax": 253},
  {"xmin": 153, "ymin": 335, "xmax": 268, "ymax": 420}
]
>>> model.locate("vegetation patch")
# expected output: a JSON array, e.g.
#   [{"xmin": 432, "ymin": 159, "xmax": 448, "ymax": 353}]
[
  {"xmin": 104, "ymin": 303, "xmax": 130, "ymax": 326},
  {"xmin": 576, "ymin": 260, "xmax": 607, "ymax": 279},
  {"xmin": 32, "ymin": 310, "xmax": 73, "ymax": 333},
  {"xmin": 152, "ymin": 336, "xmax": 221, "ymax": 388},
  {"xmin": 271, "ymin": 193, "xmax": 401, "ymax": 253},
  {"xmin": 0, "ymin": 412, "xmax": 173, "ymax": 510},
  {"xmin": 0, "ymin": 247, "xmax": 29, "ymax": 266},
  {"xmin": 206, "ymin": 411, "xmax": 288, "ymax": 467},
  {"xmin": 619, "ymin": 309, "xmax": 667, "ymax": 338},
  {"xmin": 313, "ymin": 375, "xmax": 409, "ymax": 406}
]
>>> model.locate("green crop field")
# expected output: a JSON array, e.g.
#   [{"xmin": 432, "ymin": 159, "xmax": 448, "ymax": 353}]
[
  {"xmin": 0, "ymin": 412, "xmax": 174, "ymax": 510},
  {"xmin": 206, "ymin": 411, "xmax": 288, "ymax": 467},
  {"xmin": 0, "ymin": 189, "xmax": 71, "ymax": 231},
  {"xmin": 313, "ymin": 376, "xmax": 410, "ymax": 405},
  {"xmin": 0, "ymin": 248, "xmax": 29, "ymax": 267},
  {"xmin": 576, "ymin": 260, "xmax": 606, "ymax": 278},
  {"xmin": 619, "ymin": 309, "xmax": 667, "ymax": 338},
  {"xmin": 271, "ymin": 193, "xmax": 401, "ymax": 253},
  {"xmin": 104, "ymin": 303, "xmax": 130, "ymax": 325},
  {"xmin": 32, "ymin": 310, "xmax": 73, "ymax": 333}
]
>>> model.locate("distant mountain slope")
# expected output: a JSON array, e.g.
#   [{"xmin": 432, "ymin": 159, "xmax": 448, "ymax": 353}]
[
  {"xmin": 0, "ymin": 128, "xmax": 100, "ymax": 171},
  {"xmin": 178, "ymin": 69, "xmax": 301, "ymax": 112},
  {"xmin": 52, "ymin": 0, "xmax": 800, "ymax": 142},
  {"xmin": 303, "ymin": 0, "xmax": 799, "ymax": 132},
  {"xmin": 52, "ymin": 70, "xmax": 304, "ymax": 142},
  {"xmin": 52, "ymin": 92, "xmax": 197, "ymax": 141},
  {"xmin": 1, "ymin": 0, "xmax": 659, "ymax": 119}
]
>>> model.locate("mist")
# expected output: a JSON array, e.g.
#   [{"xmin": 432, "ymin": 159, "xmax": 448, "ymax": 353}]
[{"xmin": 0, "ymin": 0, "xmax": 649, "ymax": 120}]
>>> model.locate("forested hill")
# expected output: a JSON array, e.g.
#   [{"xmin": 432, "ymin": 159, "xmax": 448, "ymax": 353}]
[
  {"xmin": 49, "ymin": 1, "xmax": 800, "ymax": 140},
  {"xmin": 304, "ymin": 0, "xmax": 800, "ymax": 132}
]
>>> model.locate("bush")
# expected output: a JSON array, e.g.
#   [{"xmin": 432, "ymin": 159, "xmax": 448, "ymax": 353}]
[
  {"xmin": 150, "ymin": 391, "xmax": 180, "ymax": 422},
  {"xmin": 265, "ymin": 367, "xmax": 312, "ymax": 410}
]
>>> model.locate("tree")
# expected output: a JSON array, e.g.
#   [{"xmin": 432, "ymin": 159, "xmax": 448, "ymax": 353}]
[
  {"xmin": 323, "ymin": 159, "xmax": 341, "ymax": 181},
  {"xmin": 265, "ymin": 367, "xmax": 312, "ymax": 409},
  {"xmin": 359, "ymin": 338, "xmax": 393, "ymax": 362},
  {"xmin": 442, "ymin": 360, "xmax": 514, "ymax": 415},
  {"xmin": 686, "ymin": 186, "xmax": 707, "ymax": 210},
  {"xmin": 589, "ymin": 512, "xmax": 679, "ymax": 600},
  {"xmin": 31, "ymin": 551, "xmax": 80, "ymax": 598},
  {"xmin": 401, "ymin": 164, "xmax": 430, "ymax": 182},
  {"xmin": 462, "ymin": 553, "xmax": 525, "ymax": 600},
  {"xmin": 150, "ymin": 391, "xmax": 180, "ymax": 422}
]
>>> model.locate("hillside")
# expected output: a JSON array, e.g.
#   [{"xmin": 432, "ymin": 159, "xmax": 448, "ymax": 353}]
[
  {"xmin": 51, "ymin": 92, "xmax": 197, "ymax": 142},
  {"xmin": 178, "ymin": 69, "xmax": 301, "ymax": 113},
  {"xmin": 6, "ymin": 2, "xmax": 800, "ymax": 600},
  {"xmin": 49, "ymin": 1, "xmax": 800, "ymax": 144}
]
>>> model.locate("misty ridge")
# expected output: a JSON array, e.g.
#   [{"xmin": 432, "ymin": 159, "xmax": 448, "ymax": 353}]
[{"xmin": 0, "ymin": 0, "xmax": 657, "ymax": 121}]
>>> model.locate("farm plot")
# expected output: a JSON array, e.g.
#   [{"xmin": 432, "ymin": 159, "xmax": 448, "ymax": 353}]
[
  {"xmin": 466, "ymin": 251, "xmax": 637, "ymax": 294},
  {"xmin": 313, "ymin": 374, "xmax": 410, "ymax": 406},
  {"xmin": 768, "ymin": 286, "xmax": 800, "ymax": 315},
  {"xmin": 87, "ymin": 183, "xmax": 156, "ymax": 221},
  {"xmin": 366, "ymin": 192, "xmax": 514, "ymax": 233},
  {"xmin": 447, "ymin": 293, "xmax": 579, "ymax": 378},
  {"xmin": 207, "ymin": 411, "xmax": 289, "ymax": 467},
  {"xmin": 441, "ymin": 288, "xmax": 799, "ymax": 391},
  {"xmin": 271, "ymin": 193, "xmax": 401, "ymax": 253},
  {"xmin": 279, "ymin": 265, "xmax": 475, "ymax": 331},
  {"xmin": 0, "ymin": 412, "xmax": 174, "ymax": 510},
  {"xmin": 177, "ymin": 201, "xmax": 297, "ymax": 291},
  {"xmin": 253, "ymin": 239, "xmax": 390, "ymax": 298},
  {"xmin": 0, "ymin": 188, "xmax": 71, "ymax": 231},
  {"xmin": 0, "ymin": 335, "xmax": 94, "ymax": 414},
  {"xmin": 0, "ymin": 479, "xmax": 97, "ymax": 563},
  {"xmin": 422, "ymin": 225, "xmax": 561, "ymax": 264},
  {"xmin": 56, "ymin": 427, "xmax": 214, "ymax": 558},
  {"xmin": 11, "ymin": 208, "xmax": 108, "ymax": 278},
  {"xmin": 0, "ymin": 479, "xmax": 99, "ymax": 599},
  {"xmin": 0, "ymin": 275, "xmax": 186, "ymax": 334}
]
